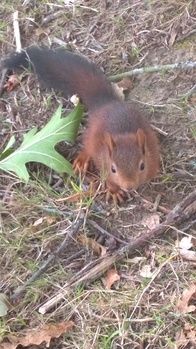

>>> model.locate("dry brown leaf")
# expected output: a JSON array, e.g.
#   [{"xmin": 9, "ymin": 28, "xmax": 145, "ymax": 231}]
[
  {"xmin": 104, "ymin": 269, "xmax": 120, "ymax": 289},
  {"xmin": 177, "ymin": 284, "xmax": 196, "ymax": 314},
  {"xmin": 4, "ymin": 74, "xmax": 20, "ymax": 91},
  {"xmin": 0, "ymin": 321, "xmax": 74, "ymax": 349},
  {"xmin": 78, "ymin": 235, "xmax": 108, "ymax": 256}
]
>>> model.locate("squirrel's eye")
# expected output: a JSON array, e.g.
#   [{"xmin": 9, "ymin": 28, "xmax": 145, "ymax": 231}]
[
  {"xmin": 111, "ymin": 165, "xmax": 116, "ymax": 173},
  {"xmin": 140, "ymin": 162, "xmax": 145, "ymax": 171}
]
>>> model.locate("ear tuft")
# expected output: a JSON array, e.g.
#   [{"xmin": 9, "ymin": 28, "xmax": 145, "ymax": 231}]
[
  {"xmin": 135, "ymin": 129, "xmax": 146, "ymax": 154},
  {"xmin": 104, "ymin": 132, "xmax": 115, "ymax": 154}
]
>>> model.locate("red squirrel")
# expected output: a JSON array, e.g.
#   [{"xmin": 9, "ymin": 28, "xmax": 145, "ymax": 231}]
[{"xmin": 1, "ymin": 46, "xmax": 160, "ymax": 202}]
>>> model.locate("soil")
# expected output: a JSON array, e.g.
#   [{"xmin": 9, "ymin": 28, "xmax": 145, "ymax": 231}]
[{"xmin": 0, "ymin": 1, "xmax": 195, "ymax": 348}]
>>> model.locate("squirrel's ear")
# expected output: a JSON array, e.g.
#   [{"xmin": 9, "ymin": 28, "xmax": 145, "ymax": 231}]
[
  {"xmin": 135, "ymin": 129, "xmax": 146, "ymax": 154},
  {"xmin": 104, "ymin": 132, "xmax": 115, "ymax": 154}
]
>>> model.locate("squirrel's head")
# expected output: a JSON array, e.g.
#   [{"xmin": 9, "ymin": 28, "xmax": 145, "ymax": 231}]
[{"xmin": 102, "ymin": 129, "xmax": 159, "ymax": 191}]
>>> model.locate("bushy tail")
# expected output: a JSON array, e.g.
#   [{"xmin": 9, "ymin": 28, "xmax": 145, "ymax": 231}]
[{"xmin": 1, "ymin": 46, "xmax": 118, "ymax": 109}]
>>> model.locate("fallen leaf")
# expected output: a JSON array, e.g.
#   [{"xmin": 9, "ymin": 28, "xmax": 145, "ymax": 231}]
[
  {"xmin": 78, "ymin": 235, "xmax": 108, "ymax": 256},
  {"xmin": 103, "ymin": 269, "xmax": 120, "ymax": 289},
  {"xmin": 4, "ymin": 74, "xmax": 20, "ymax": 91},
  {"xmin": 177, "ymin": 284, "xmax": 196, "ymax": 314},
  {"xmin": 0, "ymin": 321, "xmax": 74, "ymax": 349}
]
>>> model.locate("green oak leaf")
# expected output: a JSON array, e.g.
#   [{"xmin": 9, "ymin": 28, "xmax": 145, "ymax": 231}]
[{"xmin": 0, "ymin": 103, "xmax": 83, "ymax": 181}]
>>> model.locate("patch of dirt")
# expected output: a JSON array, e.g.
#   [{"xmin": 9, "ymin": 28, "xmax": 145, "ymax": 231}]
[{"xmin": 0, "ymin": 1, "xmax": 195, "ymax": 348}]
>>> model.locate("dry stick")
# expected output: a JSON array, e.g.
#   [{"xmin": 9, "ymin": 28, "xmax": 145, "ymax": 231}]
[
  {"xmin": 88, "ymin": 219, "xmax": 127, "ymax": 245},
  {"xmin": 0, "ymin": 68, "xmax": 7, "ymax": 96},
  {"xmin": 13, "ymin": 11, "xmax": 21, "ymax": 53},
  {"xmin": 109, "ymin": 61, "xmax": 196, "ymax": 82},
  {"xmin": 39, "ymin": 190, "xmax": 196, "ymax": 314},
  {"xmin": 10, "ymin": 213, "xmax": 84, "ymax": 301}
]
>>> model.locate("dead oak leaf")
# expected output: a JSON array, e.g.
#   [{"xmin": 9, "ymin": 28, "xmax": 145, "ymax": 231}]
[
  {"xmin": 177, "ymin": 284, "xmax": 196, "ymax": 314},
  {"xmin": 78, "ymin": 235, "xmax": 108, "ymax": 256},
  {"xmin": 0, "ymin": 321, "xmax": 74, "ymax": 349},
  {"xmin": 103, "ymin": 269, "xmax": 120, "ymax": 289}
]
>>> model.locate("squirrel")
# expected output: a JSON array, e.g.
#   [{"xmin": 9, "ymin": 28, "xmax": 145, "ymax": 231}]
[{"xmin": 1, "ymin": 46, "xmax": 160, "ymax": 202}]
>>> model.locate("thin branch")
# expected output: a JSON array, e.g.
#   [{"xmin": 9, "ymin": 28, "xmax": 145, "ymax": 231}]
[
  {"xmin": 109, "ymin": 61, "xmax": 196, "ymax": 82},
  {"xmin": 88, "ymin": 219, "xmax": 127, "ymax": 245},
  {"xmin": 13, "ymin": 11, "xmax": 21, "ymax": 53}
]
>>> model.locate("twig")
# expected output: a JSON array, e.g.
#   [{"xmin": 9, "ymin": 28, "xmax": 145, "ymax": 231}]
[
  {"xmin": 53, "ymin": 37, "xmax": 69, "ymax": 48},
  {"xmin": 109, "ymin": 61, "xmax": 196, "ymax": 82},
  {"xmin": 0, "ymin": 69, "xmax": 7, "ymax": 96},
  {"xmin": 41, "ymin": 10, "xmax": 64, "ymax": 25},
  {"xmin": 88, "ymin": 219, "xmax": 127, "ymax": 245},
  {"xmin": 151, "ymin": 125, "xmax": 168, "ymax": 137},
  {"xmin": 13, "ymin": 11, "xmax": 21, "ymax": 53},
  {"xmin": 10, "ymin": 212, "xmax": 84, "ymax": 301},
  {"xmin": 39, "ymin": 190, "xmax": 196, "ymax": 314}
]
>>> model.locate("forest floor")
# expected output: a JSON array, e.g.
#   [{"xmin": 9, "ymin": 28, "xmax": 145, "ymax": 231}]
[{"xmin": 0, "ymin": 1, "xmax": 195, "ymax": 348}]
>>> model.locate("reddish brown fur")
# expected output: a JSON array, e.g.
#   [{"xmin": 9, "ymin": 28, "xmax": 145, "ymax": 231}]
[{"xmin": 73, "ymin": 101, "xmax": 160, "ymax": 200}]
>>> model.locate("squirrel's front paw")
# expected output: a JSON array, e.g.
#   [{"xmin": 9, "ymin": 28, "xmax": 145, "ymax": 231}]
[{"xmin": 73, "ymin": 151, "xmax": 90, "ymax": 174}]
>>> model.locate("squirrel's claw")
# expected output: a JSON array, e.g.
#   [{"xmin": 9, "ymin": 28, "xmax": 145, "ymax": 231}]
[
  {"xmin": 105, "ymin": 183, "xmax": 129, "ymax": 204},
  {"xmin": 73, "ymin": 151, "xmax": 90, "ymax": 174}
]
